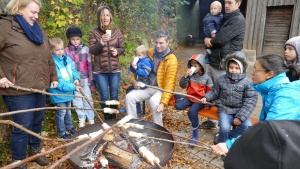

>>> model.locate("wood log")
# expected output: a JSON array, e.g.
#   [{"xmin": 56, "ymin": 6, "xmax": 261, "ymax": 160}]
[{"xmin": 103, "ymin": 142, "xmax": 134, "ymax": 168}]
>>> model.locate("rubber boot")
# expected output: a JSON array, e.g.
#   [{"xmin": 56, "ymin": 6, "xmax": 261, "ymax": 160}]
[
  {"xmin": 29, "ymin": 146, "xmax": 50, "ymax": 166},
  {"xmin": 136, "ymin": 102, "xmax": 141, "ymax": 114},
  {"xmin": 189, "ymin": 128, "xmax": 198, "ymax": 146}
]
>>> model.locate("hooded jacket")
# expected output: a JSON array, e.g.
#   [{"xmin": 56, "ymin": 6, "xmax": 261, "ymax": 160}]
[
  {"xmin": 225, "ymin": 120, "xmax": 300, "ymax": 169},
  {"xmin": 210, "ymin": 9, "xmax": 245, "ymax": 69},
  {"xmin": 89, "ymin": 6, "xmax": 125, "ymax": 73},
  {"xmin": 204, "ymin": 51, "xmax": 257, "ymax": 122},
  {"xmin": 285, "ymin": 36, "xmax": 300, "ymax": 66},
  {"xmin": 130, "ymin": 56, "xmax": 154, "ymax": 85},
  {"xmin": 48, "ymin": 54, "xmax": 80, "ymax": 103},
  {"xmin": 0, "ymin": 16, "xmax": 58, "ymax": 95},
  {"xmin": 179, "ymin": 54, "xmax": 213, "ymax": 102}
]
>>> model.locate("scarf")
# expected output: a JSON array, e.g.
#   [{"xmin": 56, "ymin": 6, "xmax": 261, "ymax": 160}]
[
  {"xmin": 153, "ymin": 47, "xmax": 171, "ymax": 73},
  {"xmin": 14, "ymin": 15, "xmax": 44, "ymax": 45}
]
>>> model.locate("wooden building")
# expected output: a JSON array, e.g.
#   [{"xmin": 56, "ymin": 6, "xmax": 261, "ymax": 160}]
[
  {"xmin": 244, "ymin": 0, "xmax": 300, "ymax": 56},
  {"xmin": 176, "ymin": 0, "xmax": 300, "ymax": 56}
]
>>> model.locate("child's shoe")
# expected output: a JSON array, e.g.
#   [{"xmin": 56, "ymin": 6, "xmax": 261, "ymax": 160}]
[
  {"xmin": 58, "ymin": 133, "xmax": 70, "ymax": 139},
  {"xmin": 205, "ymin": 53, "xmax": 211, "ymax": 64},
  {"xmin": 79, "ymin": 119, "xmax": 85, "ymax": 128},
  {"xmin": 118, "ymin": 107, "xmax": 127, "ymax": 113},
  {"xmin": 67, "ymin": 128, "xmax": 76, "ymax": 135},
  {"xmin": 89, "ymin": 120, "xmax": 95, "ymax": 125}
]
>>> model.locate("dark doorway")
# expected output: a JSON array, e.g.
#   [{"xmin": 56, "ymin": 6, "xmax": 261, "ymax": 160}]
[
  {"xmin": 262, "ymin": 6, "xmax": 293, "ymax": 56},
  {"xmin": 198, "ymin": 0, "xmax": 247, "ymax": 43}
]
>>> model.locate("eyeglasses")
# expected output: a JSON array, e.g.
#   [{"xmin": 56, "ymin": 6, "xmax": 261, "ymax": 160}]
[{"xmin": 252, "ymin": 68, "xmax": 266, "ymax": 74}]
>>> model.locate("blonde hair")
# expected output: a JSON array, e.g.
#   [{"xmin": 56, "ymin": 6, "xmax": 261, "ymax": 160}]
[
  {"xmin": 6, "ymin": 0, "xmax": 42, "ymax": 15},
  {"xmin": 99, "ymin": 8, "xmax": 114, "ymax": 30},
  {"xmin": 135, "ymin": 45, "xmax": 148, "ymax": 55},
  {"xmin": 48, "ymin": 37, "xmax": 64, "ymax": 50},
  {"xmin": 211, "ymin": 1, "xmax": 222, "ymax": 10}
]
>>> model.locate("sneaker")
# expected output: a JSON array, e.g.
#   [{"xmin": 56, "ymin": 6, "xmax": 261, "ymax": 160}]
[
  {"xmin": 89, "ymin": 120, "xmax": 95, "ymax": 125},
  {"xmin": 118, "ymin": 107, "xmax": 127, "ymax": 113},
  {"xmin": 67, "ymin": 128, "xmax": 76, "ymax": 135},
  {"xmin": 198, "ymin": 120, "xmax": 218, "ymax": 129},
  {"xmin": 58, "ymin": 133, "xmax": 70, "ymax": 139},
  {"xmin": 213, "ymin": 133, "xmax": 219, "ymax": 145},
  {"xmin": 12, "ymin": 160, "xmax": 28, "ymax": 169}
]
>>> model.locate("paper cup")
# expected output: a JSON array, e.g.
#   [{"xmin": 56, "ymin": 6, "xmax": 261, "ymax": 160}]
[
  {"xmin": 132, "ymin": 57, "xmax": 139, "ymax": 65},
  {"xmin": 190, "ymin": 66, "xmax": 196, "ymax": 75},
  {"xmin": 106, "ymin": 30, "xmax": 111, "ymax": 36}
]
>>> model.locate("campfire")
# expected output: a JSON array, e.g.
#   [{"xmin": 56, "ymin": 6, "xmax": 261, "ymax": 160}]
[{"xmin": 66, "ymin": 118, "xmax": 175, "ymax": 169}]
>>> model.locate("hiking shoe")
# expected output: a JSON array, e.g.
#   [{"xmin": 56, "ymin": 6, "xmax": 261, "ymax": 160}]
[
  {"xmin": 213, "ymin": 133, "xmax": 219, "ymax": 145},
  {"xmin": 29, "ymin": 146, "xmax": 50, "ymax": 166},
  {"xmin": 12, "ymin": 161, "xmax": 28, "ymax": 169},
  {"xmin": 58, "ymin": 133, "xmax": 70, "ymax": 139},
  {"xmin": 67, "ymin": 128, "xmax": 76, "ymax": 135},
  {"xmin": 198, "ymin": 120, "xmax": 218, "ymax": 129}
]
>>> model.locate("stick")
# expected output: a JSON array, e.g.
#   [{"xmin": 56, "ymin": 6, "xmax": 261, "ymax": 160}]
[
  {"xmin": 1, "ymin": 137, "xmax": 88, "ymax": 169},
  {"xmin": 0, "ymin": 107, "xmax": 102, "ymax": 117},
  {"xmin": 79, "ymin": 88, "xmax": 103, "ymax": 123},
  {"xmin": 0, "ymin": 120, "xmax": 74, "ymax": 142},
  {"xmin": 143, "ymin": 84, "xmax": 215, "ymax": 107}
]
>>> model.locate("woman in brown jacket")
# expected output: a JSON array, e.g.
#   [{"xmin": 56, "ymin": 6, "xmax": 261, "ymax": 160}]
[
  {"xmin": 0, "ymin": 0, "xmax": 58, "ymax": 168},
  {"xmin": 89, "ymin": 6, "xmax": 125, "ymax": 120}
]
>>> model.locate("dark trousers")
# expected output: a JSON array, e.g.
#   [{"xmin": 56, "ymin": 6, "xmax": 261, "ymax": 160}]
[
  {"xmin": 175, "ymin": 96, "xmax": 204, "ymax": 128},
  {"xmin": 2, "ymin": 93, "xmax": 46, "ymax": 160}
]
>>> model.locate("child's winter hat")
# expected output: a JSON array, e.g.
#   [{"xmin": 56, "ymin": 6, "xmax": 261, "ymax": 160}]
[
  {"xmin": 221, "ymin": 51, "xmax": 248, "ymax": 73},
  {"xmin": 66, "ymin": 26, "xmax": 83, "ymax": 38},
  {"xmin": 285, "ymin": 36, "xmax": 300, "ymax": 60}
]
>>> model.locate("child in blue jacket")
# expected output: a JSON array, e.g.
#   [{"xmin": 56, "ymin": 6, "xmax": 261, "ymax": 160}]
[
  {"xmin": 119, "ymin": 45, "xmax": 154, "ymax": 114},
  {"xmin": 48, "ymin": 37, "xmax": 81, "ymax": 139}
]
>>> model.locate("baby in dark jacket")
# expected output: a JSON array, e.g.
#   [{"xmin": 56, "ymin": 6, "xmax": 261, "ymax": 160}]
[{"xmin": 202, "ymin": 1, "xmax": 223, "ymax": 64}]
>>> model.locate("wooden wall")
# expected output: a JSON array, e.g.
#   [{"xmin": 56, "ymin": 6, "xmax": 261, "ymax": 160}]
[{"xmin": 244, "ymin": 0, "xmax": 300, "ymax": 56}]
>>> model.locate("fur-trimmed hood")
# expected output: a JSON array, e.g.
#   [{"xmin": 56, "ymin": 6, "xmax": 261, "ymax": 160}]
[{"xmin": 221, "ymin": 51, "xmax": 248, "ymax": 73}]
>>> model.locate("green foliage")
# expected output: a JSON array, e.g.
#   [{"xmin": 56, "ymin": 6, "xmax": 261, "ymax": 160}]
[{"xmin": 0, "ymin": 140, "xmax": 10, "ymax": 164}]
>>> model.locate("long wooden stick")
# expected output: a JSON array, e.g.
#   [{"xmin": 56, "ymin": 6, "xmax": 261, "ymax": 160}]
[
  {"xmin": 0, "ymin": 137, "xmax": 88, "ymax": 169},
  {"xmin": 0, "ymin": 120, "xmax": 74, "ymax": 141},
  {"xmin": 79, "ymin": 88, "xmax": 104, "ymax": 123},
  {"xmin": 0, "ymin": 107, "xmax": 102, "ymax": 117},
  {"xmin": 143, "ymin": 84, "xmax": 216, "ymax": 107}
]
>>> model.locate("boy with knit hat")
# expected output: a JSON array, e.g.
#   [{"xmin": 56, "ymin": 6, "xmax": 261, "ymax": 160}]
[
  {"xmin": 175, "ymin": 54, "xmax": 213, "ymax": 145},
  {"xmin": 201, "ymin": 51, "xmax": 258, "ymax": 144},
  {"xmin": 65, "ymin": 26, "xmax": 95, "ymax": 128}
]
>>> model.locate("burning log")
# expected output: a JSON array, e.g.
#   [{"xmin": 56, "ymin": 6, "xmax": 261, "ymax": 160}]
[{"xmin": 103, "ymin": 142, "xmax": 134, "ymax": 168}]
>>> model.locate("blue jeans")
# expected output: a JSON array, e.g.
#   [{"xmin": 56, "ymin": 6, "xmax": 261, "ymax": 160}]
[
  {"xmin": 55, "ymin": 101, "xmax": 74, "ymax": 136},
  {"xmin": 93, "ymin": 72, "xmax": 120, "ymax": 101},
  {"xmin": 218, "ymin": 112, "xmax": 252, "ymax": 142},
  {"xmin": 73, "ymin": 85, "xmax": 94, "ymax": 122},
  {"xmin": 2, "ymin": 93, "xmax": 46, "ymax": 160},
  {"xmin": 175, "ymin": 96, "xmax": 204, "ymax": 129}
]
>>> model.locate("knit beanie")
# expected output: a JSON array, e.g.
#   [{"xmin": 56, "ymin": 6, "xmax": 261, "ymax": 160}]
[
  {"xmin": 285, "ymin": 36, "xmax": 300, "ymax": 61},
  {"xmin": 66, "ymin": 26, "xmax": 83, "ymax": 38}
]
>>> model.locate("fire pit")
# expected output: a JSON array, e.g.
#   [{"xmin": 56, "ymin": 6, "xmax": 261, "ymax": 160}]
[{"xmin": 66, "ymin": 119, "xmax": 175, "ymax": 169}]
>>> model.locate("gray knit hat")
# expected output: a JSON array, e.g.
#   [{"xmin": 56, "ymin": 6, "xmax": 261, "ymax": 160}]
[{"xmin": 285, "ymin": 36, "xmax": 300, "ymax": 64}]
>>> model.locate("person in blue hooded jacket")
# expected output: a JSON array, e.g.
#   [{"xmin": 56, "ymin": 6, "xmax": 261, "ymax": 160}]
[
  {"xmin": 48, "ymin": 37, "xmax": 81, "ymax": 139},
  {"xmin": 211, "ymin": 54, "xmax": 300, "ymax": 156}
]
